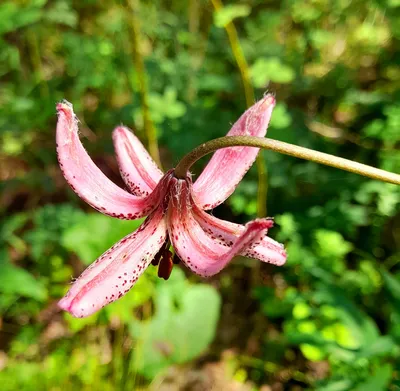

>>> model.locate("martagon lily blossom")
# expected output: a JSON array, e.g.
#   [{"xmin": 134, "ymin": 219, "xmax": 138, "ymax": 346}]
[{"xmin": 56, "ymin": 94, "xmax": 287, "ymax": 318}]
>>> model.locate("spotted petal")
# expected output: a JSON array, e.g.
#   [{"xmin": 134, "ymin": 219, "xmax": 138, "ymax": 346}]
[
  {"xmin": 56, "ymin": 101, "xmax": 164, "ymax": 219},
  {"xmin": 168, "ymin": 178, "xmax": 278, "ymax": 277},
  {"xmin": 191, "ymin": 201, "xmax": 286, "ymax": 266},
  {"xmin": 112, "ymin": 126, "xmax": 163, "ymax": 196},
  {"xmin": 58, "ymin": 206, "xmax": 167, "ymax": 318},
  {"xmin": 193, "ymin": 94, "xmax": 275, "ymax": 210}
]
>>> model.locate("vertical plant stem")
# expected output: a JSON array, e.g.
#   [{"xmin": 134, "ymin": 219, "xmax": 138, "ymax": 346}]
[
  {"xmin": 126, "ymin": 0, "xmax": 162, "ymax": 168},
  {"xmin": 210, "ymin": 0, "xmax": 254, "ymax": 105},
  {"xmin": 187, "ymin": 0, "xmax": 200, "ymax": 102},
  {"xmin": 27, "ymin": 30, "xmax": 49, "ymax": 98},
  {"xmin": 210, "ymin": 0, "xmax": 267, "ymax": 217},
  {"xmin": 256, "ymin": 157, "xmax": 268, "ymax": 217},
  {"xmin": 112, "ymin": 325, "xmax": 125, "ymax": 389}
]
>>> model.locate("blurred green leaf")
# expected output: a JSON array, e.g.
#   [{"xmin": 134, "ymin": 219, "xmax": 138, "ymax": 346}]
[
  {"xmin": 104, "ymin": 272, "xmax": 154, "ymax": 323},
  {"xmin": 24, "ymin": 204, "xmax": 85, "ymax": 263},
  {"xmin": 214, "ymin": 5, "xmax": 251, "ymax": 28},
  {"xmin": 314, "ymin": 284, "xmax": 380, "ymax": 347},
  {"xmin": 43, "ymin": 1, "xmax": 78, "ymax": 27},
  {"xmin": 382, "ymin": 270, "xmax": 400, "ymax": 303},
  {"xmin": 293, "ymin": 302, "xmax": 311, "ymax": 319},
  {"xmin": 314, "ymin": 230, "xmax": 353, "ymax": 260},
  {"xmin": 130, "ymin": 268, "xmax": 221, "ymax": 378},
  {"xmin": 316, "ymin": 379, "xmax": 353, "ymax": 391},
  {"xmin": 269, "ymin": 103, "xmax": 293, "ymax": 129},
  {"xmin": 65, "ymin": 312, "xmax": 99, "ymax": 333},
  {"xmin": 0, "ymin": 1, "xmax": 44, "ymax": 35},
  {"xmin": 251, "ymin": 57, "xmax": 295, "ymax": 86},
  {"xmin": 62, "ymin": 214, "xmax": 144, "ymax": 264},
  {"xmin": 145, "ymin": 86, "xmax": 187, "ymax": 125},
  {"xmin": 0, "ymin": 249, "xmax": 46, "ymax": 301},
  {"xmin": 354, "ymin": 364, "xmax": 393, "ymax": 391}
]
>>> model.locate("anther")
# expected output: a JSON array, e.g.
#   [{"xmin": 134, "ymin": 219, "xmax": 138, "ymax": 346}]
[
  {"xmin": 172, "ymin": 253, "xmax": 181, "ymax": 264},
  {"xmin": 158, "ymin": 250, "xmax": 174, "ymax": 280},
  {"xmin": 151, "ymin": 238, "xmax": 170, "ymax": 266}
]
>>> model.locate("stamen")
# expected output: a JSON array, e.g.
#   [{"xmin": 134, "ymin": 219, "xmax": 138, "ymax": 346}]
[
  {"xmin": 151, "ymin": 238, "xmax": 170, "ymax": 266},
  {"xmin": 158, "ymin": 249, "xmax": 174, "ymax": 280},
  {"xmin": 172, "ymin": 253, "xmax": 181, "ymax": 264},
  {"xmin": 151, "ymin": 252, "xmax": 162, "ymax": 266}
]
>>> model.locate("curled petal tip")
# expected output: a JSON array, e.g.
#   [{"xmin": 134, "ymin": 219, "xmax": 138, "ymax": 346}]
[
  {"xmin": 56, "ymin": 100, "xmax": 74, "ymax": 115},
  {"xmin": 247, "ymin": 218, "xmax": 274, "ymax": 230},
  {"xmin": 112, "ymin": 126, "xmax": 125, "ymax": 138},
  {"xmin": 112, "ymin": 125, "xmax": 163, "ymax": 195},
  {"xmin": 56, "ymin": 101, "xmax": 168, "ymax": 219},
  {"xmin": 261, "ymin": 94, "xmax": 276, "ymax": 108},
  {"xmin": 272, "ymin": 248, "xmax": 287, "ymax": 266},
  {"xmin": 58, "ymin": 295, "xmax": 73, "ymax": 315},
  {"xmin": 193, "ymin": 95, "xmax": 276, "ymax": 210},
  {"xmin": 58, "ymin": 295, "xmax": 96, "ymax": 318},
  {"xmin": 169, "ymin": 180, "xmax": 284, "ymax": 277},
  {"xmin": 192, "ymin": 203, "xmax": 286, "ymax": 268},
  {"xmin": 58, "ymin": 292, "xmax": 88, "ymax": 318}
]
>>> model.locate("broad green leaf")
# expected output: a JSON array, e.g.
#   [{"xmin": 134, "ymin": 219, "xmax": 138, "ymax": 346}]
[{"xmin": 129, "ymin": 269, "xmax": 221, "ymax": 378}]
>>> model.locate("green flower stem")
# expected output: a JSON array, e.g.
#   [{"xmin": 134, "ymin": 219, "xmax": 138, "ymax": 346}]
[
  {"xmin": 210, "ymin": 0, "xmax": 254, "ymax": 106},
  {"xmin": 210, "ymin": 0, "xmax": 267, "ymax": 217},
  {"xmin": 127, "ymin": 0, "xmax": 162, "ymax": 168},
  {"xmin": 174, "ymin": 136, "xmax": 400, "ymax": 185}
]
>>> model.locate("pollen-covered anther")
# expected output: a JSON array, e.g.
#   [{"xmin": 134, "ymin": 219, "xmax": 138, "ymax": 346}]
[
  {"xmin": 151, "ymin": 238, "xmax": 171, "ymax": 266},
  {"xmin": 157, "ymin": 249, "xmax": 174, "ymax": 280}
]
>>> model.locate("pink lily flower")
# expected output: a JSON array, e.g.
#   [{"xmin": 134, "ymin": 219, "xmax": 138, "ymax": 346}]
[{"xmin": 56, "ymin": 95, "xmax": 286, "ymax": 318}]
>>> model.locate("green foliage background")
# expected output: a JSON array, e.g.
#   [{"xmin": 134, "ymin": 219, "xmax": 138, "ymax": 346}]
[{"xmin": 0, "ymin": 0, "xmax": 399, "ymax": 390}]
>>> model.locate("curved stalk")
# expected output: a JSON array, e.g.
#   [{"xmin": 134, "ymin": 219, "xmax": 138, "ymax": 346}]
[{"xmin": 174, "ymin": 136, "xmax": 400, "ymax": 185}]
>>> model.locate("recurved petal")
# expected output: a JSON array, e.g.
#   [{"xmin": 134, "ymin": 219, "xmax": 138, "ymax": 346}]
[
  {"xmin": 112, "ymin": 126, "xmax": 163, "ymax": 196},
  {"xmin": 193, "ymin": 94, "xmax": 275, "ymax": 210},
  {"xmin": 58, "ymin": 206, "xmax": 167, "ymax": 318},
  {"xmin": 56, "ymin": 101, "xmax": 164, "ymax": 219},
  {"xmin": 192, "ymin": 202, "xmax": 287, "ymax": 266},
  {"xmin": 167, "ymin": 178, "xmax": 279, "ymax": 277}
]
